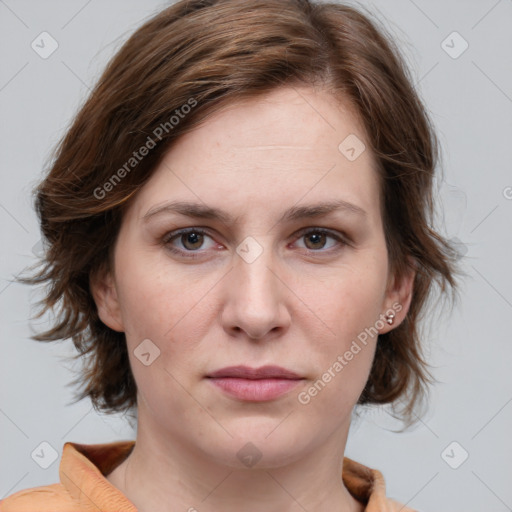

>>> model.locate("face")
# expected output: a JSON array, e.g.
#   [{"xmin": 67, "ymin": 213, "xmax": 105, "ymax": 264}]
[{"xmin": 93, "ymin": 86, "xmax": 413, "ymax": 468}]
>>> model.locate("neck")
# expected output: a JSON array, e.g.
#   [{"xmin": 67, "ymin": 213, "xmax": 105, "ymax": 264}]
[{"xmin": 106, "ymin": 421, "xmax": 363, "ymax": 512}]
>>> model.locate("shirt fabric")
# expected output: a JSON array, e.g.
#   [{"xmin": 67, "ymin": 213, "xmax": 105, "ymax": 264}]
[{"xmin": 0, "ymin": 441, "xmax": 416, "ymax": 511}]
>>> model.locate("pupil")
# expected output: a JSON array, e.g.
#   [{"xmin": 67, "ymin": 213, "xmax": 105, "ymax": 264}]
[
  {"xmin": 307, "ymin": 232, "xmax": 324, "ymax": 249},
  {"xmin": 185, "ymin": 232, "xmax": 202, "ymax": 248}
]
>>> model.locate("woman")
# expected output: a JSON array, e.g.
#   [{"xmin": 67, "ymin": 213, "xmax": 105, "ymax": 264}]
[{"xmin": 1, "ymin": 0, "xmax": 456, "ymax": 510}]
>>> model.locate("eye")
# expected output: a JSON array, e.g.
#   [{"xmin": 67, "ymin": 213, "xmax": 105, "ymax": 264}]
[
  {"xmin": 293, "ymin": 228, "xmax": 347, "ymax": 253},
  {"xmin": 162, "ymin": 228, "xmax": 218, "ymax": 259}
]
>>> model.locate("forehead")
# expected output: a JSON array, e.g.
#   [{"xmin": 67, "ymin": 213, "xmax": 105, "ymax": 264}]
[{"xmin": 126, "ymin": 86, "xmax": 381, "ymax": 226}]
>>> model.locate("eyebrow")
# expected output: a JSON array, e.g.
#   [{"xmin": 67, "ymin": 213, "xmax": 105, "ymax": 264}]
[{"xmin": 142, "ymin": 199, "xmax": 366, "ymax": 224}]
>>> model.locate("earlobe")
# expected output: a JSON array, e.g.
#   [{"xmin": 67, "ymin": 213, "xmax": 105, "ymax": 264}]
[
  {"xmin": 379, "ymin": 264, "xmax": 415, "ymax": 335},
  {"xmin": 89, "ymin": 266, "xmax": 125, "ymax": 332}
]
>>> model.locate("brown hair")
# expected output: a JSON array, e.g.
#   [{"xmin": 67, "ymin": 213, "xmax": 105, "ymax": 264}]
[{"xmin": 21, "ymin": 0, "xmax": 457, "ymax": 425}]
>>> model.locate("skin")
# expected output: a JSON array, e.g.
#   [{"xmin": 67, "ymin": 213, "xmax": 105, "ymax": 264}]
[{"xmin": 92, "ymin": 85, "xmax": 414, "ymax": 512}]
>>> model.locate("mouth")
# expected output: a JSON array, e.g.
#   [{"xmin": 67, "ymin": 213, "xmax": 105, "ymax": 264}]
[{"xmin": 206, "ymin": 365, "xmax": 305, "ymax": 402}]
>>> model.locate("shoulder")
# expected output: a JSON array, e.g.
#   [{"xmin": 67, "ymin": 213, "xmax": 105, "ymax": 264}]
[{"xmin": 0, "ymin": 483, "xmax": 76, "ymax": 512}]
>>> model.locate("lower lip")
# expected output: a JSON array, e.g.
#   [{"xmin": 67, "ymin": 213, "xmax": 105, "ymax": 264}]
[{"xmin": 208, "ymin": 377, "xmax": 303, "ymax": 401}]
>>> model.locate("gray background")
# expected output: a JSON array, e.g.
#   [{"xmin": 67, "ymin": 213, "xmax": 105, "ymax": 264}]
[{"xmin": 1, "ymin": 0, "xmax": 511, "ymax": 510}]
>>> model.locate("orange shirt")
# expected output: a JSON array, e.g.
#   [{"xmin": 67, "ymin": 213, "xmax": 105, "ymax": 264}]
[{"xmin": 0, "ymin": 441, "xmax": 416, "ymax": 511}]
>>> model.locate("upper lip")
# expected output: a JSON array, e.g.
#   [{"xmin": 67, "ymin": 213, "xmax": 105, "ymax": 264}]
[{"xmin": 207, "ymin": 365, "xmax": 302, "ymax": 380}]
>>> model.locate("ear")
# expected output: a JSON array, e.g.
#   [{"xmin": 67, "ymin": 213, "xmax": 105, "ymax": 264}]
[
  {"xmin": 89, "ymin": 264, "xmax": 125, "ymax": 332},
  {"xmin": 378, "ymin": 261, "xmax": 415, "ymax": 335}
]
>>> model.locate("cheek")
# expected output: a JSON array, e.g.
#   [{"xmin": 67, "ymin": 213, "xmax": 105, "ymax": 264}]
[
  {"xmin": 113, "ymin": 259, "xmax": 213, "ymax": 408},
  {"xmin": 310, "ymin": 265, "xmax": 387, "ymax": 344},
  {"xmin": 114, "ymin": 248, "xmax": 220, "ymax": 358},
  {"xmin": 299, "ymin": 264, "xmax": 387, "ymax": 403},
  {"xmin": 114, "ymin": 243, "xmax": 175, "ymax": 333}
]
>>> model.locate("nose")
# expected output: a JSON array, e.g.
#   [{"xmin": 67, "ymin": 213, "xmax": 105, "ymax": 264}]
[{"xmin": 221, "ymin": 241, "xmax": 291, "ymax": 341}]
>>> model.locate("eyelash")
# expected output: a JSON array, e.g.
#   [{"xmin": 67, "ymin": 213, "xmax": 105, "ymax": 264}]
[{"xmin": 161, "ymin": 227, "xmax": 349, "ymax": 260}]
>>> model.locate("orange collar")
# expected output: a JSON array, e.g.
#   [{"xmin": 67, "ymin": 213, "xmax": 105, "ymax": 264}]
[{"xmin": 60, "ymin": 441, "xmax": 137, "ymax": 511}]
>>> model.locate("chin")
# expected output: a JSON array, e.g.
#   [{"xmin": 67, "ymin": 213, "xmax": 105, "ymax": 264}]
[{"xmin": 199, "ymin": 421, "xmax": 314, "ymax": 470}]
